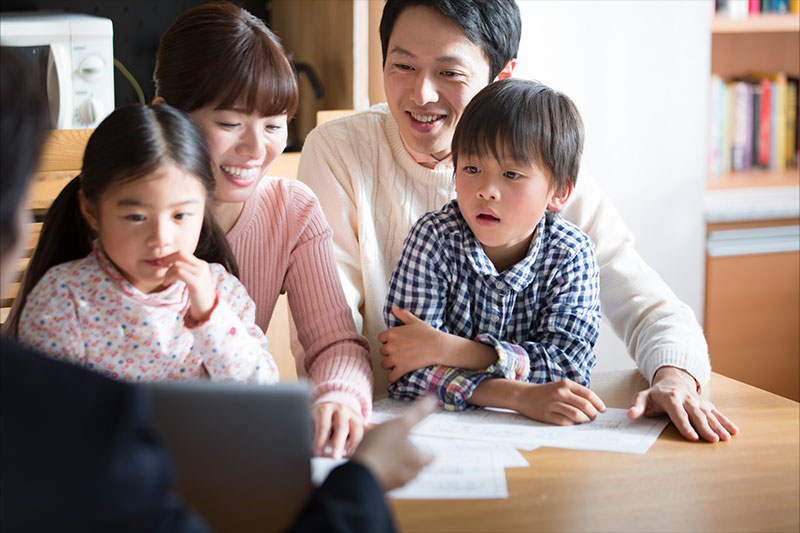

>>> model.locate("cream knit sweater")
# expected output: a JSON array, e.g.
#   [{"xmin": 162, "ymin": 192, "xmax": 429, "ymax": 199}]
[{"xmin": 298, "ymin": 103, "xmax": 710, "ymax": 395}]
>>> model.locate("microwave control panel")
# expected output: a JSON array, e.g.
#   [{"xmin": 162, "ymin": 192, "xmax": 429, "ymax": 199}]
[{"xmin": 0, "ymin": 13, "xmax": 115, "ymax": 129}]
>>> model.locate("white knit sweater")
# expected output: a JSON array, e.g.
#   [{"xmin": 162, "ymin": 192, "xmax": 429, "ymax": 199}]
[{"xmin": 298, "ymin": 103, "xmax": 710, "ymax": 395}]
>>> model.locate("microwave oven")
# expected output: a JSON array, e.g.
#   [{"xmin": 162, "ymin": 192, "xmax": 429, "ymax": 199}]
[{"xmin": 0, "ymin": 12, "xmax": 115, "ymax": 129}]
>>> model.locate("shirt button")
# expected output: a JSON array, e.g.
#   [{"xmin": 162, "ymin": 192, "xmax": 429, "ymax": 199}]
[
  {"xmin": 495, "ymin": 281, "xmax": 504, "ymax": 290},
  {"xmin": 491, "ymin": 315, "xmax": 500, "ymax": 323}
]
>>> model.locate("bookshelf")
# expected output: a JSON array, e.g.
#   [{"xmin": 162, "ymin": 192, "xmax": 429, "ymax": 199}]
[{"xmin": 705, "ymin": 11, "xmax": 800, "ymax": 401}]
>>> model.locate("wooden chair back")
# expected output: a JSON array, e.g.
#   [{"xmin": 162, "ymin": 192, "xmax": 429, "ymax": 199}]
[
  {"xmin": 315, "ymin": 109, "xmax": 355, "ymax": 126},
  {"xmin": 1, "ymin": 130, "xmax": 91, "ymax": 326}
]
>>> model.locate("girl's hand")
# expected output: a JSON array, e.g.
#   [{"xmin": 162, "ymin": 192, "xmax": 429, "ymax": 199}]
[
  {"xmin": 160, "ymin": 250, "xmax": 216, "ymax": 322},
  {"xmin": 313, "ymin": 402, "xmax": 365, "ymax": 459},
  {"xmin": 378, "ymin": 306, "xmax": 447, "ymax": 382}
]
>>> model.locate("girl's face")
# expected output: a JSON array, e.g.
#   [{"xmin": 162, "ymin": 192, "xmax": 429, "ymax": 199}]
[
  {"xmin": 190, "ymin": 105, "xmax": 288, "ymax": 205},
  {"xmin": 80, "ymin": 164, "xmax": 207, "ymax": 294}
]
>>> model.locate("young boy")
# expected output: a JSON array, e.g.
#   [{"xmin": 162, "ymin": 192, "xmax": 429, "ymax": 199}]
[{"xmin": 379, "ymin": 78, "xmax": 605, "ymax": 425}]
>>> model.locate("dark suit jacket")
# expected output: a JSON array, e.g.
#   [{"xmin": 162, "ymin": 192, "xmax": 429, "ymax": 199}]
[{"xmin": 0, "ymin": 338, "xmax": 395, "ymax": 532}]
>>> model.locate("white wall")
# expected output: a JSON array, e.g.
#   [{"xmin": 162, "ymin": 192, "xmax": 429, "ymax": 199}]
[{"xmin": 514, "ymin": 1, "xmax": 712, "ymax": 371}]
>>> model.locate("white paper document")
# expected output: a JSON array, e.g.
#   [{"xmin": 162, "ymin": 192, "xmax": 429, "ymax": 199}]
[
  {"xmin": 387, "ymin": 443, "xmax": 509, "ymax": 500},
  {"xmin": 310, "ymin": 445, "xmax": 510, "ymax": 500},
  {"xmin": 369, "ymin": 397, "xmax": 409, "ymax": 424},
  {"xmin": 413, "ymin": 407, "xmax": 669, "ymax": 454}
]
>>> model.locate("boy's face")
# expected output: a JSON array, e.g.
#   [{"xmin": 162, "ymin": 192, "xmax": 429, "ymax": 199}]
[
  {"xmin": 383, "ymin": 6, "xmax": 493, "ymax": 161},
  {"xmin": 455, "ymin": 151, "xmax": 571, "ymax": 270}
]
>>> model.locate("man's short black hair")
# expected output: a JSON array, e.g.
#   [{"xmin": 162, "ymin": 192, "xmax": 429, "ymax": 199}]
[{"xmin": 379, "ymin": 0, "xmax": 521, "ymax": 82}]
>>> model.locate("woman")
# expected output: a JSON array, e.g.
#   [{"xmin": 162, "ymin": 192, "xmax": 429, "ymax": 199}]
[{"xmin": 153, "ymin": 2, "xmax": 372, "ymax": 458}]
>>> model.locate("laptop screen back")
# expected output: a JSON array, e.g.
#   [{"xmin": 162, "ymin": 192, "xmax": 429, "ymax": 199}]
[{"xmin": 146, "ymin": 381, "xmax": 313, "ymax": 533}]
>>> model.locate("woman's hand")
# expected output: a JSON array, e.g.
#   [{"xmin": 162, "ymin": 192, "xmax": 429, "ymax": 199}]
[
  {"xmin": 313, "ymin": 402, "xmax": 365, "ymax": 459},
  {"xmin": 160, "ymin": 251, "xmax": 216, "ymax": 323}
]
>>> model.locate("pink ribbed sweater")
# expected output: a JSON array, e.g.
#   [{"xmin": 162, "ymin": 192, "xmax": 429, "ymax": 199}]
[{"xmin": 225, "ymin": 176, "xmax": 372, "ymax": 417}]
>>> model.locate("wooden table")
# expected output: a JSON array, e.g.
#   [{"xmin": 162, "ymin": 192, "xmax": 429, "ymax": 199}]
[{"xmin": 390, "ymin": 370, "xmax": 800, "ymax": 532}]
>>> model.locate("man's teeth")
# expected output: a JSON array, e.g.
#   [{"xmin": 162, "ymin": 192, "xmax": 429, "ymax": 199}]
[
  {"xmin": 411, "ymin": 113, "xmax": 441, "ymax": 123},
  {"xmin": 220, "ymin": 165, "xmax": 259, "ymax": 179}
]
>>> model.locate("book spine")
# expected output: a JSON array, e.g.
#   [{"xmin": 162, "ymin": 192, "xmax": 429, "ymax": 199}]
[
  {"xmin": 732, "ymin": 81, "xmax": 749, "ymax": 171},
  {"xmin": 775, "ymin": 74, "xmax": 787, "ymax": 172},
  {"xmin": 722, "ymin": 82, "xmax": 734, "ymax": 175},
  {"xmin": 749, "ymin": 0, "xmax": 762, "ymax": 13},
  {"xmin": 709, "ymin": 75, "xmax": 723, "ymax": 176},
  {"xmin": 758, "ymin": 78, "xmax": 772, "ymax": 167},
  {"xmin": 752, "ymin": 84, "xmax": 762, "ymax": 168},
  {"xmin": 786, "ymin": 79, "xmax": 797, "ymax": 167},
  {"xmin": 774, "ymin": 0, "xmax": 789, "ymax": 12}
]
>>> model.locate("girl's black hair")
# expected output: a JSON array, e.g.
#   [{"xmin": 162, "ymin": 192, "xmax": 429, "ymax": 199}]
[{"xmin": 7, "ymin": 103, "xmax": 238, "ymax": 335}]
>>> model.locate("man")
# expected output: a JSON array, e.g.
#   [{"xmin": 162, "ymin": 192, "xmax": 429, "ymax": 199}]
[{"xmin": 298, "ymin": 0, "xmax": 737, "ymax": 443}]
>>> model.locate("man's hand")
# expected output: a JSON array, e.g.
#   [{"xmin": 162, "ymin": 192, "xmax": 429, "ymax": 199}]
[
  {"xmin": 378, "ymin": 306, "xmax": 447, "ymax": 382},
  {"xmin": 628, "ymin": 366, "xmax": 739, "ymax": 442},
  {"xmin": 313, "ymin": 402, "xmax": 365, "ymax": 459}
]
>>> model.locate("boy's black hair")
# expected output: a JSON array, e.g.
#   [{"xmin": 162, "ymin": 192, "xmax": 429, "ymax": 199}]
[
  {"xmin": 379, "ymin": 0, "xmax": 521, "ymax": 82},
  {"xmin": 451, "ymin": 78, "xmax": 585, "ymax": 195}
]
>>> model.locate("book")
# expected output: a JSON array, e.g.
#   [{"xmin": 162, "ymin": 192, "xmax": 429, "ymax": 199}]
[
  {"xmin": 758, "ymin": 78, "xmax": 772, "ymax": 167},
  {"xmin": 785, "ymin": 78, "xmax": 797, "ymax": 167},
  {"xmin": 751, "ymin": 83, "xmax": 762, "ymax": 168},
  {"xmin": 732, "ymin": 81, "xmax": 751, "ymax": 171},
  {"xmin": 772, "ymin": 73, "xmax": 787, "ymax": 172}
]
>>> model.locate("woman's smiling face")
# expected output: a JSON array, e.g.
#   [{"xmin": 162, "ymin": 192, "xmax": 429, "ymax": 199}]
[{"xmin": 190, "ymin": 104, "xmax": 288, "ymax": 205}]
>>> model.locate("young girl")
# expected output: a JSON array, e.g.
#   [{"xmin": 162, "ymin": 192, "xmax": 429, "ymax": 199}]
[
  {"xmin": 152, "ymin": 2, "xmax": 372, "ymax": 458},
  {"xmin": 10, "ymin": 103, "xmax": 279, "ymax": 385}
]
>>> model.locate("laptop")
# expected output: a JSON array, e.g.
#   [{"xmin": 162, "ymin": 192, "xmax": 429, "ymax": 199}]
[{"xmin": 146, "ymin": 381, "xmax": 314, "ymax": 533}]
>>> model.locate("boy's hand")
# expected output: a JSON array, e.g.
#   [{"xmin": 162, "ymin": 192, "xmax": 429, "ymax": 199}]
[
  {"xmin": 470, "ymin": 378, "xmax": 606, "ymax": 425},
  {"xmin": 378, "ymin": 306, "xmax": 447, "ymax": 382},
  {"xmin": 628, "ymin": 366, "xmax": 738, "ymax": 442},
  {"xmin": 312, "ymin": 402, "xmax": 365, "ymax": 459},
  {"xmin": 514, "ymin": 380, "xmax": 606, "ymax": 424},
  {"xmin": 351, "ymin": 396, "xmax": 436, "ymax": 492},
  {"xmin": 160, "ymin": 251, "xmax": 216, "ymax": 322}
]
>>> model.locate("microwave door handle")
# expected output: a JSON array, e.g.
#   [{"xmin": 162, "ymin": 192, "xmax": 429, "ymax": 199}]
[{"xmin": 47, "ymin": 42, "xmax": 72, "ymax": 129}]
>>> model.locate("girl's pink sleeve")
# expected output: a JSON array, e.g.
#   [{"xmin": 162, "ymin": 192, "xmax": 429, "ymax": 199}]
[
  {"xmin": 190, "ymin": 265, "xmax": 279, "ymax": 384},
  {"xmin": 17, "ymin": 268, "xmax": 86, "ymax": 365},
  {"xmin": 284, "ymin": 182, "xmax": 373, "ymax": 419}
]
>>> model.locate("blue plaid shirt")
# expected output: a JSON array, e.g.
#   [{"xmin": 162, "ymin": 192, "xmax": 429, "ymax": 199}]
[{"xmin": 384, "ymin": 200, "xmax": 600, "ymax": 410}]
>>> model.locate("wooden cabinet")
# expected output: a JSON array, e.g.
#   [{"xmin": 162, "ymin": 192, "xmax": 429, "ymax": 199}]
[
  {"xmin": 268, "ymin": 0, "xmax": 384, "ymax": 148},
  {"xmin": 705, "ymin": 13, "xmax": 800, "ymax": 400},
  {"xmin": 705, "ymin": 217, "xmax": 799, "ymax": 401}
]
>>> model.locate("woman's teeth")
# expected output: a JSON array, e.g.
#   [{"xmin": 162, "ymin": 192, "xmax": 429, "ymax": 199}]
[
  {"xmin": 220, "ymin": 165, "xmax": 259, "ymax": 179},
  {"xmin": 410, "ymin": 113, "xmax": 441, "ymax": 123}
]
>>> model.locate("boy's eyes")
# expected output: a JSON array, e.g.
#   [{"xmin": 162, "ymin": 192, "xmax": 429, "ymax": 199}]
[
  {"xmin": 124, "ymin": 214, "xmax": 146, "ymax": 222},
  {"xmin": 504, "ymin": 171, "xmax": 523, "ymax": 180},
  {"xmin": 462, "ymin": 165, "xmax": 480, "ymax": 174}
]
